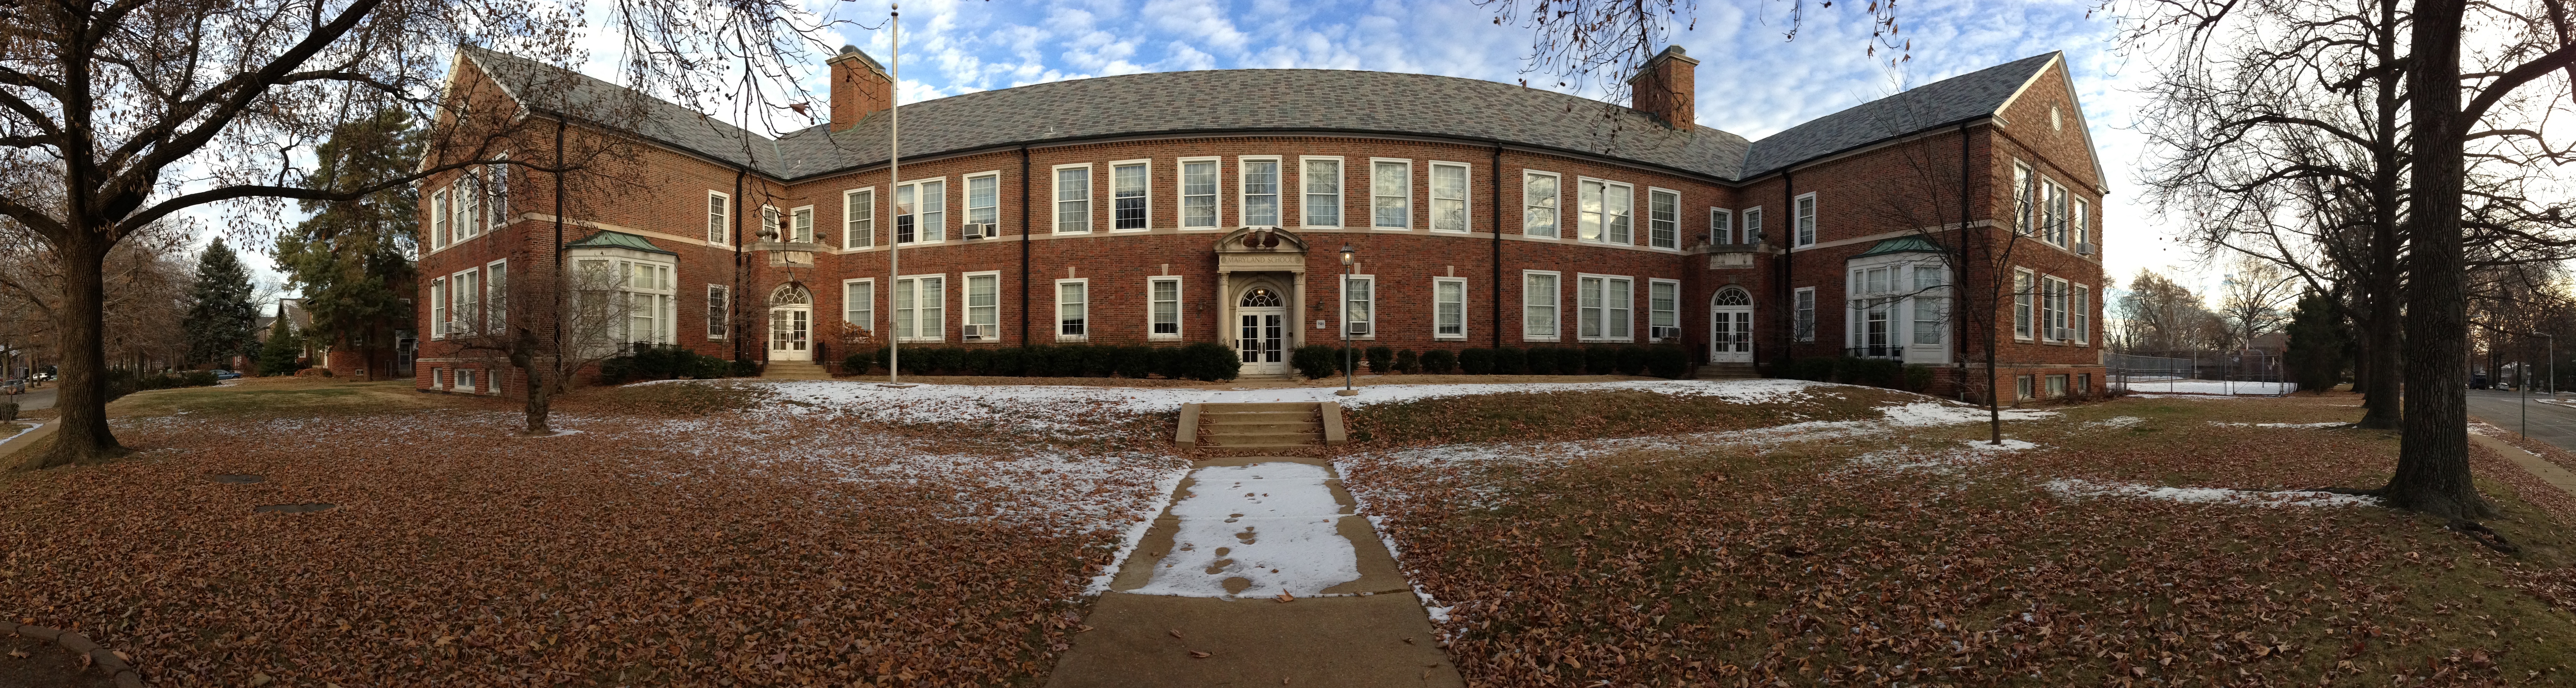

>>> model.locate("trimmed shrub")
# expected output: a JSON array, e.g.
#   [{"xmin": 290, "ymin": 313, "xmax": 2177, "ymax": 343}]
[
  {"xmin": 962, "ymin": 348, "xmax": 995, "ymax": 376},
  {"xmin": 1493, "ymin": 347, "xmax": 1527, "ymax": 375},
  {"xmin": 1616, "ymin": 346, "xmax": 1648, "ymax": 376},
  {"xmin": 990, "ymin": 347, "xmax": 1026, "ymax": 377},
  {"xmin": 1083, "ymin": 344, "xmax": 1120, "ymax": 377},
  {"xmin": 0, "ymin": 400, "xmax": 16, "ymax": 421},
  {"xmin": 1904, "ymin": 363, "xmax": 1936, "ymax": 391},
  {"xmin": 603, "ymin": 345, "xmax": 734, "ymax": 383},
  {"xmin": 843, "ymin": 350, "xmax": 877, "ymax": 376},
  {"xmin": 1647, "ymin": 345, "xmax": 1690, "ymax": 379},
  {"xmin": 1292, "ymin": 344, "xmax": 1341, "ymax": 380},
  {"xmin": 1176, "ymin": 342, "xmax": 1244, "ymax": 381},
  {"xmin": 1364, "ymin": 346, "xmax": 1394, "ymax": 374},
  {"xmin": 1458, "ymin": 348, "xmax": 1494, "ymax": 375},
  {"xmin": 1040, "ymin": 345, "xmax": 1082, "ymax": 377},
  {"xmin": 1523, "ymin": 347, "xmax": 1557, "ymax": 375},
  {"xmin": 1114, "ymin": 345, "xmax": 1154, "ymax": 378},
  {"xmin": 1585, "ymin": 345, "xmax": 1618, "ymax": 376},
  {"xmin": 1393, "ymin": 349, "xmax": 1419, "ymax": 374},
  {"xmin": 1838, "ymin": 357, "xmax": 1902, "ymax": 388},
  {"xmin": 1420, "ymin": 349, "xmax": 1457, "ymax": 374},
  {"xmin": 733, "ymin": 357, "xmax": 760, "ymax": 377},
  {"xmin": 1556, "ymin": 347, "xmax": 1587, "ymax": 375}
]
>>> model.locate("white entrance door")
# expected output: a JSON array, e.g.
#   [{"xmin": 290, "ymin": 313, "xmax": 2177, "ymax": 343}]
[
  {"xmin": 1710, "ymin": 287, "xmax": 1754, "ymax": 364},
  {"xmin": 770, "ymin": 307, "xmax": 812, "ymax": 361},
  {"xmin": 1236, "ymin": 286, "xmax": 1288, "ymax": 375}
]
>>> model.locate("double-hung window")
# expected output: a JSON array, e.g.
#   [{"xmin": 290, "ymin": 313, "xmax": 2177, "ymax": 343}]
[
  {"xmin": 625, "ymin": 261, "xmax": 674, "ymax": 345},
  {"xmin": 1240, "ymin": 158, "xmax": 1280, "ymax": 226},
  {"xmin": 2047, "ymin": 181, "xmax": 2072, "ymax": 246},
  {"xmin": 453, "ymin": 176, "xmax": 480, "ymax": 241},
  {"xmin": 2042, "ymin": 276, "xmax": 2069, "ymax": 341},
  {"xmin": 1301, "ymin": 158, "xmax": 1343, "ymax": 227},
  {"xmin": 760, "ymin": 206, "xmax": 781, "ymax": 244},
  {"xmin": 1181, "ymin": 158, "xmax": 1221, "ymax": 229},
  {"xmin": 893, "ymin": 275, "xmax": 945, "ymax": 342},
  {"xmin": 452, "ymin": 268, "xmax": 480, "ymax": 336},
  {"xmin": 1523, "ymin": 172, "xmax": 1560, "ymax": 238},
  {"xmin": 1794, "ymin": 287, "xmax": 1816, "ymax": 342},
  {"xmin": 1523, "ymin": 271, "xmax": 1560, "ymax": 341},
  {"xmin": 1576, "ymin": 275, "xmax": 1633, "ymax": 341},
  {"xmin": 965, "ymin": 273, "xmax": 1000, "ymax": 341},
  {"xmin": 1647, "ymin": 279, "xmax": 1678, "ymax": 340},
  {"xmin": 1111, "ymin": 161, "xmax": 1150, "ymax": 231},
  {"xmin": 1912, "ymin": 266, "xmax": 1946, "ymax": 345},
  {"xmin": 1056, "ymin": 279, "xmax": 1089, "ymax": 339},
  {"xmin": 843, "ymin": 188, "xmax": 875, "ymax": 249},
  {"xmin": 789, "ymin": 206, "xmax": 814, "ymax": 244},
  {"xmin": 708, "ymin": 284, "xmax": 731, "ymax": 339},
  {"xmin": 1578, "ymin": 179, "xmax": 1633, "ymax": 244},
  {"xmin": 1149, "ymin": 277, "xmax": 1183, "ymax": 339},
  {"xmin": 1742, "ymin": 206, "xmax": 1764, "ymax": 245},
  {"xmin": 1433, "ymin": 277, "xmax": 1467, "ymax": 339},
  {"xmin": 1370, "ymin": 160, "xmax": 1411, "ymax": 229},
  {"xmin": 1647, "ymin": 189, "xmax": 1679, "ymax": 249},
  {"xmin": 2013, "ymin": 163, "xmax": 2037, "ymax": 236},
  {"xmin": 430, "ymin": 277, "xmax": 448, "ymax": 339},
  {"xmin": 1341, "ymin": 275, "xmax": 1376, "ymax": 337},
  {"xmin": 895, "ymin": 179, "xmax": 945, "ymax": 243},
  {"xmin": 2072, "ymin": 197, "xmax": 2091, "ymax": 249},
  {"xmin": 1793, "ymin": 193, "xmax": 1818, "ymax": 247},
  {"xmin": 1708, "ymin": 208, "xmax": 1733, "ymax": 245},
  {"xmin": 2013, "ymin": 269, "xmax": 2035, "ymax": 339},
  {"xmin": 707, "ymin": 191, "xmax": 731, "ymax": 245},
  {"xmin": 485, "ymin": 260, "xmax": 508, "ymax": 332},
  {"xmin": 966, "ymin": 173, "xmax": 1000, "ymax": 230},
  {"xmin": 841, "ymin": 279, "xmax": 873, "ymax": 337},
  {"xmin": 1053, "ymin": 165, "xmax": 1092, "ymax": 233},
  {"xmin": 1851, "ymin": 266, "xmax": 1895, "ymax": 352},
  {"xmin": 1429, "ymin": 162, "xmax": 1469, "ymax": 232},
  {"xmin": 2071, "ymin": 283, "xmax": 2091, "ymax": 344},
  {"xmin": 431, "ymin": 189, "xmax": 451, "ymax": 249},
  {"xmin": 486, "ymin": 161, "xmax": 509, "ymax": 231}
]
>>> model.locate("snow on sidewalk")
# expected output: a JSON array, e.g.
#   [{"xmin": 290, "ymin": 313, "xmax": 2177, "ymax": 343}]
[
  {"xmin": 1128, "ymin": 462, "xmax": 1361, "ymax": 599},
  {"xmin": 2046, "ymin": 478, "xmax": 2377, "ymax": 507}
]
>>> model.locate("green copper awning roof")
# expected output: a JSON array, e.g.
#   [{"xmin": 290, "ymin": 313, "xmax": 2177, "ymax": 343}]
[
  {"xmin": 1851, "ymin": 235, "xmax": 1947, "ymax": 259},
  {"xmin": 566, "ymin": 230, "xmax": 676, "ymax": 255}
]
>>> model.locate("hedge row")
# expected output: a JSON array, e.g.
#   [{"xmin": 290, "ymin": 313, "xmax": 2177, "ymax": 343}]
[
  {"xmin": 1289, "ymin": 344, "xmax": 1692, "ymax": 380},
  {"xmin": 1777, "ymin": 356, "xmax": 1939, "ymax": 391},
  {"xmin": 843, "ymin": 342, "xmax": 1241, "ymax": 382},
  {"xmin": 602, "ymin": 345, "xmax": 753, "ymax": 384}
]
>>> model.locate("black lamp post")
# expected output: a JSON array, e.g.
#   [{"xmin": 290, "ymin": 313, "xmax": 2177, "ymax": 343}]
[{"xmin": 1339, "ymin": 244, "xmax": 1357, "ymax": 397}]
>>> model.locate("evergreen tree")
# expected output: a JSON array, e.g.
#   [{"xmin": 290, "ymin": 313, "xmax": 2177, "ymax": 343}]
[
  {"xmin": 257, "ymin": 316, "xmax": 305, "ymax": 377},
  {"xmin": 274, "ymin": 109, "xmax": 422, "ymax": 379},
  {"xmin": 181, "ymin": 238, "xmax": 258, "ymax": 367},
  {"xmin": 2284, "ymin": 293, "xmax": 2351, "ymax": 394}
]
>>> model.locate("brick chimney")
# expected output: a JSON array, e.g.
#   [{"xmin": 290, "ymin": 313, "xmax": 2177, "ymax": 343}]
[
  {"xmin": 1627, "ymin": 46, "xmax": 1699, "ymax": 129},
  {"xmin": 827, "ymin": 45, "xmax": 893, "ymax": 132}
]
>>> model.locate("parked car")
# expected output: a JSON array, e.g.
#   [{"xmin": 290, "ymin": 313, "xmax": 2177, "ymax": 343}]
[
  {"xmin": 213, "ymin": 369, "xmax": 242, "ymax": 380},
  {"xmin": 1, "ymin": 379, "xmax": 23, "ymax": 394}
]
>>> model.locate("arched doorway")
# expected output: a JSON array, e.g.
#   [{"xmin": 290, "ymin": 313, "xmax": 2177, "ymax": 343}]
[
  {"xmin": 1236, "ymin": 285, "xmax": 1288, "ymax": 376},
  {"xmin": 769, "ymin": 284, "xmax": 814, "ymax": 361},
  {"xmin": 1710, "ymin": 287, "xmax": 1753, "ymax": 364}
]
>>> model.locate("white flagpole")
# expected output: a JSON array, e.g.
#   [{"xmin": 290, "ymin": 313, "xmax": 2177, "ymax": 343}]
[{"xmin": 886, "ymin": 3, "xmax": 901, "ymax": 384}]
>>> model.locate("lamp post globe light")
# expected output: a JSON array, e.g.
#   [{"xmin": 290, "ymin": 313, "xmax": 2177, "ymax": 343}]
[{"xmin": 1339, "ymin": 244, "xmax": 1358, "ymax": 397}]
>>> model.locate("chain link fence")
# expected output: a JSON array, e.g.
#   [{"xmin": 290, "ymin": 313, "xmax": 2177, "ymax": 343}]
[{"xmin": 2108, "ymin": 351, "xmax": 2293, "ymax": 396}]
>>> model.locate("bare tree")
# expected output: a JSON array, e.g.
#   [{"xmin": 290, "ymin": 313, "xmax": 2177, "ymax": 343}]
[
  {"xmin": 445, "ymin": 255, "xmax": 640, "ymax": 435},
  {"xmin": 2215, "ymin": 255, "xmax": 2295, "ymax": 352},
  {"xmin": 2115, "ymin": 269, "xmax": 2219, "ymax": 353}
]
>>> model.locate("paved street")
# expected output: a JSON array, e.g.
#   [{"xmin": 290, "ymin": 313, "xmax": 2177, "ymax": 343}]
[
  {"xmin": 2466, "ymin": 388, "xmax": 2576, "ymax": 451},
  {"xmin": 5, "ymin": 385, "xmax": 52, "ymax": 411}
]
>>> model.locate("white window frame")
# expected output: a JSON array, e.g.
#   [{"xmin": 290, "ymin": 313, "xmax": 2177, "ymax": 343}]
[
  {"xmin": 2072, "ymin": 282, "xmax": 2092, "ymax": 345},
  {"xmin": 1707, "ymin": 207, "xmax": 1734, "ymax": 245},
  {"xmin": 707, "ymin": 190, "xmax": 732, "ymax": 246},
  {"xmin": 841, "ymin": 278, "xmax": 874, "ymax": 338},
  {"xmin": 2042, "ymin": 275, "xmax": 2069, "ymax": 342},
  {"xmin": 1646, "ymin": 187, "xmax": 1681, "ymax": 249},
  {"xmin": 452, "ymin": 176, "xmax": 480, "ymax": 242},
  {"xmin": 451, "ymin": 267, "xmax": 480, "ymax": 337},
  {"xmin": 1339, "ymin": 274, "xmax": 1377, "ymax": 339},
  {"xmin": 429, "ymin": 276, "xmax": 448, "ymax": 339},
  {"xmin": 964, "ymin": 271, "xmax": 1002, "ymax": 342},
  {"xmin": 1576, "ymin": 177, "xmax": 1635, "ymax": 245},
  {"xmin": 1148, "ymin": 276, "xmax": 1184, "ymax": 340},
  {"xmin": 1522, "ymin": 171, "xmax": 1561, "ymax": 238},
  {"xmin": 1179, "ymin": 156, "xmax": 1223, "ymax": 230},
  {"xmin": 1793, "ymin": 192, "xmax": 1818, "ymax": 248},
  {"xmin": 895, "ymin": 177, "xmax": 947, "ymax": 244},
  {"xmin": 1368, "ymin": 158, "xmax": 1413, "ymax": 230},
  {"xmin": 2013, "ymin": 268, "xmax": 2036, "ymax": 340},
  {"xmin": 1238, "ymin": 156, "xmax": 1283, "ymax": 227},
  {"xmin": 2045, "ymin": 179, "xmax": 2072, "ymax": 247},
  {"xmin": 484, "ymin": 259, "xmax": 509, "ymax": 333},
  {"xmin": 2013, "ymin": 162, "xmax": 2037, "ymax": 237},
  {"xmin": 430, "ymin": 189, "xmax": 451, "ymax": 249},
  {"xmin": 760, "ymin": 205, "xmax": 781, "ymax": 244},
  {"xmin": 1575, "ymin": 273, "xmax": 1634, "ymax": 342},
  {"xmin": 1428, "ymin": 161, "xmax": 1470, "ymax": 233},
  {"xmin": 1521, "ymin": 270, "xmax": 1561, "ymax": 342},
  {"xmin": 1742, "ymin": 206, "xmax": 1765, "ymax": 245},
  {"xmin": 788, "ymin": 205, "xmax": 815, "ymax": 244},
  {"xmin": 843, "ymin": 188, "xmax": 876, "ymax": 249},
  {"xmin": 1300, "ymin": 156, "xmax": 1344, "ymax": 228},
  {"xmin": 964, "ymin": 171, "xmax": 1002, "ymax": 230},
  {"xmin": 1109, "ymin": 159, "xmax": 1152, "ymax": 232},
  {"xmin": 457, "ymin": 368, "xmax": 478, "ymax": 393},
  {"xmin": 1432, "ymin": 277, "xmax": 1468, "ymax": 340},
  {"xmin": 1910, "ymin": 264, "xmax": 1949, "ymax": 349},
  {"xmin": 1647, "ymin": 278, "xmax": 1679, "ymax": 341},
  {"xmin": 2073, "ymin": 197, "xmax": 2092, "ymax": 250},
  {"xmin": 708, "ymin": 284, "xmax": 731, "ymax": 339},
  {"xmin": 893, "ymin": 274, "xmax": 946, "ymax": 343},
  {"xmin": 1794, "ymin": 286, "xmax": 1817, "ymax": 342},
  {"xmin": 1053, "ymin": 163, "xmax": 1094, "ymax": 234},
  {"xmin": 1055, "ymin": 278, "xmax": 1091, "ymax": 341}
]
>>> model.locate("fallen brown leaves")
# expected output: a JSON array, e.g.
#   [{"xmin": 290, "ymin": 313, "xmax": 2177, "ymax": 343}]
[
  {"xmin": 1341, "ymin": 390, "xmax": 2576, "ymax": 687},
  {"xmin": 0, "ymin": 381, "xmax": 1186, "ymax": 687}
]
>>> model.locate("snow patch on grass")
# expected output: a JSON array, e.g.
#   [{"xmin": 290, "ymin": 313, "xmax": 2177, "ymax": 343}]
[
  {"xmin": 2046, "ymin": 479, "xmax": 2378, "ymax": 507},
  {"xmin": 2088, "ymin": 416, "xmax": 2146, "ymax": 428},
  {"xmin": 1881, "ymin": 402, "xmax": 2055, "ymax": 426},
  {"xmin": 2210, "ymin": 421, "xmax": 2346, "ymax": 428}
]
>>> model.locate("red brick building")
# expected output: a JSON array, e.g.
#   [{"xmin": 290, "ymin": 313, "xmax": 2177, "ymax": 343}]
[{"xmin": 416, "ymin": 45, "xmax": 2108, "ymax": 402}]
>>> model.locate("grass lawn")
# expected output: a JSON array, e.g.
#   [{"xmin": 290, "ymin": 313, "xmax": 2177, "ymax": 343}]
[
  {"xmin": 1339, "ymin": 391, "xmax": 2576, "ymax": 687},
  {"xmin": 0, "ymin": 375, "xmax": 1184, "ymax": 687}
]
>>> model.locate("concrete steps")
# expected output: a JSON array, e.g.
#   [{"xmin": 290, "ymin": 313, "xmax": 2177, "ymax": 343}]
[
  {"xmin": 1179, "ymin": 402, "xmax": 1347, "ymax": 450},
  {"xmin": 762, "ymin": 361, "xmax": 830, "ymax": 380},
  {"xmin": 1696, "ymin": 363, "xmax": 1760, "ymax": 380}
]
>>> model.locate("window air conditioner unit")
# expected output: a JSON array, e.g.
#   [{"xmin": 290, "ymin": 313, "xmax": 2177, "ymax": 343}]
[
  {"xmin": 2076, "ymin": 242, "xmax": 2096, "ymax": 255},
  {"xmin": 961, "ymin": 223, "xmax": 996, "ymax": 239},
  {"xmin": 1347, "ymin": 322, "xmax": 1370, "ymax": 336},
  {"xmin": 961, "ymin": 324, "xmax": 985, "ymax": 340},
  {"xmin": 1650, "ymin": 326, "xmax": 1679, "ymax": 339}
]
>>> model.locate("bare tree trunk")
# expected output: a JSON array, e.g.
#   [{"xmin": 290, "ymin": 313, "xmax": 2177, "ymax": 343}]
[
  {"xmin": 511, "ymin": 327, "xmax": 551, "ymax": 435},
  {"xmin": 2386, "ymin": 0, "xmax": 2489, "ymax": 520},
  {"xmin": 29, "ymin": 236, "xmax": 126, "ymax": 469},
  {"xmin": 2358, "ymin": 245, "xmax": 2404, "ymax": 429}
]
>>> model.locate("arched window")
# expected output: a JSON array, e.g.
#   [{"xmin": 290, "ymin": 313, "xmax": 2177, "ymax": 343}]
[
  {"xmin": 1240, "ymin": 287, "xmax": 1282, "ymax": 308},
  {"xmin": 771, "ymin": 284, "xmax": 813, "ymax": 306},
  {"xmin": 1714, "ymin": 287, "xmax": 1751, "ymax": 306}
]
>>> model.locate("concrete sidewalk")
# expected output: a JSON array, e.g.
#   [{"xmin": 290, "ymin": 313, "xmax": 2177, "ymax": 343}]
[{"xmin": 1046, "ymin": 455, "xmax": 1463, "ymax": 687}]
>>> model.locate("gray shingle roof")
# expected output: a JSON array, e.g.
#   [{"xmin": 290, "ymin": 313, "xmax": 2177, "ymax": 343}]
[
  {"xmin": 1737, "ymin": 53, "xmax": 2059, "ymax": 178},
  {"xmin": 461, "ymin": 46, "xmax": 2056, "ymax": 184}
]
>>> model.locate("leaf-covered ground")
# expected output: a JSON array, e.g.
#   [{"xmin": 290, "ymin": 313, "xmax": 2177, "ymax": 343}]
[
  {"xmin": 1339, "ymin": 391, "xmax": 2576, "ymax": 687},
  {"xmin": 0, "ymin": 377, "xmax": 1186, "ymax": 687}
]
